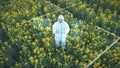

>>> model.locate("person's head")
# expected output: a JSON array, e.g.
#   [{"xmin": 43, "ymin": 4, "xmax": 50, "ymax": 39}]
[{"xmin": 58, "ymin": 15, "xmax": 64, "ymax": 23}]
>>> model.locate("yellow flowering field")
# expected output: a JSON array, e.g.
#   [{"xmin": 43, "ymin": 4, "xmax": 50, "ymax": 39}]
[{"xmin": 0, "ymin": 0, "xmax": 120, "ymax": 68}]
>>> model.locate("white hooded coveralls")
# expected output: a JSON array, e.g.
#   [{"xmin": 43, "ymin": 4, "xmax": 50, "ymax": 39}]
[{"xmin": 52, "ymin": 15, "xmax": 70, "ymax": 47}]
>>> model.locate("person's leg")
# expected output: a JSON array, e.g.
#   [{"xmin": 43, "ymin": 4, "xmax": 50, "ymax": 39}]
[
  {"xmin": 61, "ymin": 41, "xmax": 66, "ymax": 48},
  {"xmin": 55, "ymin": 40, "xmax": 60, "ymax": 47},
  {"xmin": 55, "ymin": 34, "xmax": 61, "ymax": 48},
  {"xmin": 61, "ymin": 35, "xmax": 66, "ymax": 48}
]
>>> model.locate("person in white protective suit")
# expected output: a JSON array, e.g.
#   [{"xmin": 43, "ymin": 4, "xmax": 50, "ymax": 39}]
[{"xmin": 52, "ymin": 15, "xmax": 70, "ymax": 48}]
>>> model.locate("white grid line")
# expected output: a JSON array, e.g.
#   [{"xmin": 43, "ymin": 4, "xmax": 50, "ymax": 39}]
[
  {"xmin": 44, "ymin": 0, "xmax": 72, "ymax": 14},
  {"xmin": 44, "ymin": 0, "xmax": 120, "ymax": 38},
  {"xmin": 94, "ymin": 25, "xmax": 119, "ymax": 38},
  {"xmin": 86, "ymin": 37, "xmax": 120, "ymax": 68},
  {"xmin": 3, "ymin": 0, "xmax": 120, "ymax": 67},
  {"xmin": 21, "ymin": 0, "xmax": 120, "ymax": 40},
  {"xmin": 43, "ymin": 1, "xmax": 120, "ymax": 67},
  {"xmin": 22, "ymin": 0, "xmax": 82, "ymax": 24}
]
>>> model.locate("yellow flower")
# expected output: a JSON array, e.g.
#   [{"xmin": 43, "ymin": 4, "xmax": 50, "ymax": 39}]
[
  {"xmin": 40, "ymin": 65, "xmax": 44, "ymax": 68},
  {"xmin": 48, "ymin": 52, "xmax": 51, "ymax": 56},
  {"xmin": 92, "ymin": 38, "xmax": 95, "ymax": 41},
  {"xmin": 64, "ymin": 55, "xmax": 67, "ymax": 59},
  {"xmin": 2, "ymin": 47, "xmax": 5, "ymax": 50},
  {"xmin": 25, "ymin": 62, "xmax": 28, "ymax": 65},
  {"xmin": 33, "ymin": 48, "xmax": 37, "ymax": 53},
  {"xmin": 95, "ymin": 16, "xmax": 99, "ymax": 20},
  {"xmin": 75, "ymin": 59, "xmax": 79, "ymax": 65},
  {"xmin": 103, "ymin": 18, "xmax": 108, "ymax": 23},
  {"xmin": 83, "ymin": 55, "xmax": 87, "ymax": 59},
  {"xmin": 58, "ymin": 62, "xmax": 62, "ymax": 66},
  {"xmin": 42, "ymin": 38, "xmax": 46, "ymax": 42},
  {"xmin": 100, "ymin": 13, "xmax": 105, "ymax": 17},
  {"xmin": 51, "ymin": 58, "xmax": 56, "ymax": 63},
  {"xmin": 4, "ymin": 42, "xmax": 8, "ymax": 45},
  {"xmin": 32, "ymin": 42, "xmax": 36, "ymax": 46},
  {"xmin": 86, "ymin": 48, "xmax": 90, "ymax": 53},
  {"xmin": 16, "ymin": 23, "xmax": 20, "ymax": 27},
  {"xmin": 45, "ymin": 27, "xmax": 51, "ymax": 31},
  {"xmin": 52, "ymin": 14, "xmax": 56, "ymax": 18},
  {"xmin": 29, "ymin": 56, "xmax": 34, "ymax": 63},
  {"xmin": 25, "ymin": 10, "xmax": 29, "ymax": 15},
  {"xmin": 44, "ymin": 7, "xmax": 47, "ymax": 12},
  {"xmin": 79, "ymin": 3, "xmax": 87, "ymax": 9},
  {"xmin": 35, "ymin": 59, "xmax": 38, "ymax": 64},
  {"xmin": 15, "ymin": 63, "xmax": 19, "ymax": 67}
]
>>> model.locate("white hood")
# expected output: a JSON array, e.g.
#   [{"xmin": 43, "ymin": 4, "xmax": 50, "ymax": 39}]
[{"xmin": 58, "ymin": 15, "xmax": 64, "ymax": 21}]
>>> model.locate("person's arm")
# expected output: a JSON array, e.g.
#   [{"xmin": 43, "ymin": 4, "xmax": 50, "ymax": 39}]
[
  {"xmin": 52, "ymin": 23, "xmax": 56, "ymax": 34},
  {"xmin": 52, "ymin": 22, "xmax": 59, "ymax": 34},
  {"xmin": 65, "ymin": 22, "xmax": 70, "ymax": 34}
]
